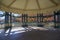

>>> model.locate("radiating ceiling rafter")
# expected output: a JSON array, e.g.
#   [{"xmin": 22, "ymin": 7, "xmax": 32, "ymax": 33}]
[
  {"xmin": 36, "ymin": 0, "xmax": 41, "ymax": 10},
  {"xmin": 8, "ymin": 0, "xmax": 16, "ymax": 7},
  {"xmin": 24, "ymin": 0, "xmax": 28, "ymax": 10},
  {"xmin": 50, "ymin": 0, "xmax": 58, "ymax": 6}
]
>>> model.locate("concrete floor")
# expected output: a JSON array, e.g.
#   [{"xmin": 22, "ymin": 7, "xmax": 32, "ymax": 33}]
[{"xmin": 0, "ymin": 27, "xmax": 60, "ymax": 40}]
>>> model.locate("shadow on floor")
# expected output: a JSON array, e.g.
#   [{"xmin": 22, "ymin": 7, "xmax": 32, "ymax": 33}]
[{"xmin": 0, "ymin": 29, "xmax": 60, "ymax": 40}]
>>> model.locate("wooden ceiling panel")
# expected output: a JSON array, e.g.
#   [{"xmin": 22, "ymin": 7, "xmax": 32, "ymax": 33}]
[
  {"xmin": 11, "ymin": 0, "xmax": 26, "ymax": 9},
  {"xmin": 53, "ymin": 0, "xmax": 60, "ymax": 4},
  {"xmin": 1, "ymin": 0, "xmax": 14, "ymax": 5},
  {"xmin": 26, "ymin": 0, "xmax": 38, "ymax": 9},
  {"xmin": 38, "ymin": 0, "xmax": 55, "ymax": 9}
]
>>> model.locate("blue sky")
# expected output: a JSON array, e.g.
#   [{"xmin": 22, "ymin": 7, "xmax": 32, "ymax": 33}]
[
  {"xmin": 0, "ymin": 11, "xmax": 5, "ymax": 20},
  {"xmin": 0, "ymin": 11, "xmax": 4, "ymax": 14}
]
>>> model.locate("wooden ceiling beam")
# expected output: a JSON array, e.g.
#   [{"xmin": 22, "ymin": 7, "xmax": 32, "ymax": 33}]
[
  {"xmin": 8, "ymin": 0, "xmax": 16, "ymax": 7},
  {"xmin": 36, "ymin": 0, "xmax": 41, "ymax": 10},
  {"xmin": 50, "ymin": 0, "xmax": 58, "ymax": 6},
  {"xmin": 24, "ymin": 0, "xmax": 28, "ymax": 10}
]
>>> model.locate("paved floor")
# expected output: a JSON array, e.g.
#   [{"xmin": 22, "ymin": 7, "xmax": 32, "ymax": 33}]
[{"xmin": 0, "ymin": 27, "xmax": 60, "ymax": 40}]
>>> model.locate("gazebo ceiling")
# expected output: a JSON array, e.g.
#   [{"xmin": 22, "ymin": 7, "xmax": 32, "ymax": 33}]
[{"xmin": 0, "ymin": 0, "xmax": 60, "ymax": 14}]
